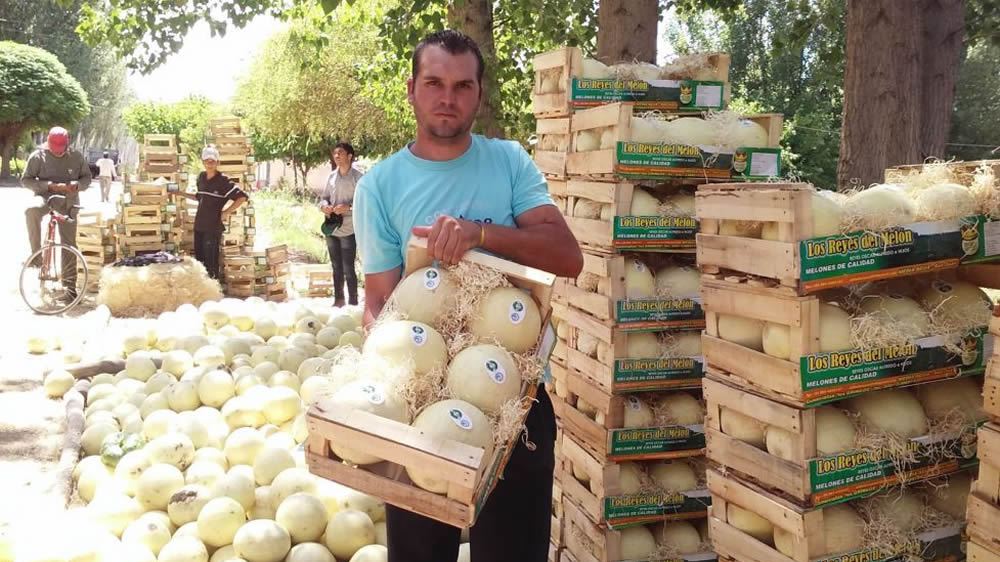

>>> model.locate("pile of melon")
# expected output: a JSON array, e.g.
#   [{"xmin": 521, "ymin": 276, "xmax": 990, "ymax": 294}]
[{"xmin": 28, "ymin": 298, "xmax": 477, "ymax": 562}]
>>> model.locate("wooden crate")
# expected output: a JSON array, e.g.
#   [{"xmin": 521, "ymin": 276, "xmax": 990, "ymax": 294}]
[
  {"xmin": 559, "ymin": 432, "xmax": 709, "ymax": 528},
  {"xmin": 143, "ymin": 134, "xmax": 177, "ymax": 150},
  {"xmin": 703, "ymin": 377, "xmax": 977, "ymax": 508},
  {"xmin": 969, "ymin": 423, "xmax": 1000, "ymax": 555},
  {"xmin": 306, "ymin": 238, "xmax": 557, "ymax": 528},
  {"xmin": 210, "ymin": 116, "xmax": 242, "ymax": 135},
  {"xmin": 559, "ymin": 367, "xmax": 705, "ymax": 462},
  {"xmin": 307, "ymin": 270, "xmax": 334, "ymax": 297},
  {"xmin": 707, "ymin": 469, "xmax": 963, "ymax": 562},
  {"xmin": 535, "ymin": 117, "xmax": 573, "ymax": 178},
  {"xmin": 266, "ymin": 244, "xmax": 289, "ymax": 264},
  {"xmin": 552, "ymin": 479, "xmax": 564, "ymax": 548},
  {"xmin": 984, "ymin": 315, "xmax": 1000, "ymax": 423},
  {"xmin": 532, "ymin": 47, "xmax": 584, "ymax": 118},
  {"xmin": 552, "ymin": 251, "xmax": 703, "ymax": 328},
  {"xmin": 700, "ymin": 276, "xmax": 991, "ymax": 407},
  {"xmin": 969, "ymin": 541, "xmax": 1000, "ymax": 562},
  {"xmin": 553, "ymin": 304, "xmax": 704, "ymax": 395},
  {"xmin": 566, "ymin": 103, "xmax": 782, "ymax": 181},
  {"xmin": 563, "ymin": 180, "xmax": 698, "ymax": 254},
  {"xmin": 549, "ymin": 178, "xmax": 569, "ymax": 215},
  {"xmin": 885, "ymin": 159, "xmax": 1000, "ymax": 186},
  {"xmin": 212, "ymin": 135, "xmax": 253, "ymax": 156},
  {"xmin": 121, "ymin": 205, "xmax": 162, "ymax": 224}
]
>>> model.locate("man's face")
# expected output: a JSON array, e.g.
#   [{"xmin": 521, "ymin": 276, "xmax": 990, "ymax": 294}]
[
  {"xmin": 407, "ymin": 46, "xmax": 482, "ymax": 141},
  {"xmin": 332, "ymin": 147, "xmax": 351, "ymax": 168},
  {"xmin": 49, "ymin": 139, "xmax": 68, "ymax": 157},
  {"xmin": 203, "ymin": 159, "xmax": 218, "ymax": 172}
]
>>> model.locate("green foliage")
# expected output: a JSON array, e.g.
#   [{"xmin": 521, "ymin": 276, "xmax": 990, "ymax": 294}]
[
  {"xmin": 950, "ymin": 42, "xmax": 1000, "ymax": 161},
  {"xmin": 253, "ymin": 189, "xmax": 329, "ymax": 263},
  {"xmin": 234, "ymin": 3, "xmax": 408, "ymax": 180},
  {"xmin": 121, "ymin": 96, "xmax": 220, "ymax": 167}
]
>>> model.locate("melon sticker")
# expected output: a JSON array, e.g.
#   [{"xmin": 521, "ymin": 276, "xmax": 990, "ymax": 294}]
[
  {"xmin": 485, "ymin": 359, "xmax": 506, "ymax": 384},
  {"xmin": 423, "ymin": 268, "xmax": 441, "ymax": 291},
  {"xmin": 411, "ymin": 325, "xmax": 427, "ymax": 346},
  {"xmin": 509, "ymin": 299, "xmax": 526, "ymax": 325},
  {"xmin": 627, "ymin": 396, "xmax": 642, "ymax": 410},
  {"xmin": 632, "ymin": 259, "xmax": 647, "ymax": 272},
  {"xmin": 449, "ymin": 408, "xmax": 473, "ymax": 430},
  {"xmin": 361, "ymin": 384, "xmax": 385, "ymax": 405}
]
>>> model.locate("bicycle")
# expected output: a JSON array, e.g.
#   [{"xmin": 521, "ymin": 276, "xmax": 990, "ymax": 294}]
[{"xmin": 19, "ymin": 194, "xmax": 89, "ymax": 315}]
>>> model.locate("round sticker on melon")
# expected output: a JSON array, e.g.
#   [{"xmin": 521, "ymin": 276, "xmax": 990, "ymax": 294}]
[
  {"xmin": 448, "ymin": 407, "xmax": 474, "ymax": 430},
  {"xmin": 423, "ymin": 268, "xmax": 441, "ymax": 291},
  {"xmin": 632, "ymin": 260, "xmax": 646, "ymax": 273},
  {"xmin": 509, "ymin": 299, "xmax": 527, "ymax": 325},
  {"xmin": 411, "ymin": 325, "xmax": 427, "ymax": 346},
  {"xmin": 484, "ymin": 359, "xmax": 506, "ymax": 384},
  {"xmin": 360, "ymin": 384, "xmax": 386, "ymax": 405},
  {"xmin": 627, "ymin": 396, "xmax": 642, "ymax": 410}
]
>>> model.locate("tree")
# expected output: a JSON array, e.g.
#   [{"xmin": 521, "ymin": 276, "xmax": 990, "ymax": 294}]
[
  {"xmin": 596, "ymin": 0, "xmax": 659, "ymax": 64},
  {"xmin": 121, "ymin": 96, "xmax": 220, "ymax": 167},
  {"xmin": 234, "ymin": 5, "xmax": 408, "ymax": 186},
  {"xmin": 919, "ymin": 0, "xmax": 964, "ymax": 160},
  {"xmin": 1, "ymin": 0, "xmax": 133, "ymax": 151},
  {"xmin": 949, "ymin": 42, "xmax": 1000, "ymax": 161},
  {"xmin": 0, "ymin": 41, "xmax": 90, "ymax": 178}
]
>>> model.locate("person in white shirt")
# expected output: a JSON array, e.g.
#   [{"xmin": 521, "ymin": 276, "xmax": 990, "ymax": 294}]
[{"xmin": 95, "ymin": 151, "xmax": 117, "ymax": 202}]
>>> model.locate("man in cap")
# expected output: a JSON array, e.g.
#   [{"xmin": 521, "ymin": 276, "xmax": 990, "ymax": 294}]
[
  {"xmin": 22, "ymin": 127, "xmax": 92, "ymax": 298},
  {"xmin": 95, "ymin": 150, "xmax": 118, "ymax": 202},
  {"xmin": 176, "ymin": 146, "xmax": 248, "ymax": 279}
]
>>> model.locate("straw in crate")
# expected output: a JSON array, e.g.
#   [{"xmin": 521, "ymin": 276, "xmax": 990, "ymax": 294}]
[{"xmin": 306, "ymin": 238, "xmax": 557, "ymax": 527}]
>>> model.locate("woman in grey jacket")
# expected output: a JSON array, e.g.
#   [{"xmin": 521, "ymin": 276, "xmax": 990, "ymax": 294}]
[{"xmin": 320, "ymin": 142, "xmax": 363, "ymax": 306}]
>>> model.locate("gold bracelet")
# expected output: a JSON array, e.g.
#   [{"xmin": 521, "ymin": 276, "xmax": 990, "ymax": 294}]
[{"xmin": 479, "ymin": 223, "xmax": 486, "ymax": 247}]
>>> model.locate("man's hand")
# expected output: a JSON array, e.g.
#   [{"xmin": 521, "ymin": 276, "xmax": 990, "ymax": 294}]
[
  {"xmin": 332, "ymin": 204, "xmax": 350, "ymax": 215},
  {"xmin": 411, "ymin": 215, "xmax": 481, "ymax": 266},
  {"xmin": 322, "ymin": 205, "xmax": 336, "ymax": 215},
  {"xmin": 48, "ymin": 183, "xmax": 68, "ymax": 195}
]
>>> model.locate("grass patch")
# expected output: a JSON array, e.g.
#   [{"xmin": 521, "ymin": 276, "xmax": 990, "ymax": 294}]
[{"xmin": 253, "ymin": 189, "xmax": 328, "ymax": 263}]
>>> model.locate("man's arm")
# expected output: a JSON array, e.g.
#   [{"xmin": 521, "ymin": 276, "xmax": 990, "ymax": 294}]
[
  {"xmin": 75, "ymin": 153, "xmax": 92, "ymax": 191},
  {"xmin": 363, "ymin": 267, "xmax": 402, "ymax": 329},
  {"xmin": 20, "ymin": 153, "xmax": 49, "ymax": 195},
  {"xmin": 222, "ymin": 196, "xmax": 248, "ymax": 219},
  {"xmin": 411, "ymin": 205, "xmax": 583, "ymax": 278}
]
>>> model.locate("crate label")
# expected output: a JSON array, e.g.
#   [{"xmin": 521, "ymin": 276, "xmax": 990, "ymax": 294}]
[
  {"xmin": 807, "ymin": 433, "xmax": 978, "ymax": 507},
  {"xmin": 798, "ymin": 216, "xmax": 1000, "ymax": 293},
  {"xmin": 615, "ymin": 143, "xmax": 781, "ymax": 180},
  {"xmin": 798, "ymin": 329, "xmax": 988, "ymax": 405},
  {"xmin": 613, "ymin": 356, "xmax": 705, "ymax": 392},
  {"xmin": 608, "ymin": 424, "xmax": 705, "ymax": 458},
  {"xmin": 571, "ymin": 78, "xmax": 726, "ymax": 111},
  {"xmin": 806, "ymin": 526, "xmax": 962, "ymax": 562},
  {"xmin": 615, "ymin": 296, "xmax": 705, "ymax": 329},
  {"xmin": 604, "ymin": 490, "xmax": 711, "ymax": 529},
  {"xmin": 612, "ymin": 215, "xmax": 698, "ymax": 250}
]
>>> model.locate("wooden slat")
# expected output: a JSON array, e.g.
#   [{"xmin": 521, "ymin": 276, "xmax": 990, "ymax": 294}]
[
  {"xmin": 968, "ymin": 493, "xmax": 1000, "ymax": 555},
  {"xmin": 703, "ymin": 337, "xmax": 802, "ymax": 399},
  {"xmin": 696, "ymin": 234, "xmax": 799, "ymax": 281},
  {"xmin": 969, "ymin": 541, "xmax": 1000, "ymax": 562}
]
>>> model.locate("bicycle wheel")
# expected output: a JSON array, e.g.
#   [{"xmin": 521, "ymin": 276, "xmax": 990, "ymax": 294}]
[{"xmin": 19, "ymin": 243, "xmax": 89, "ymax": 315}]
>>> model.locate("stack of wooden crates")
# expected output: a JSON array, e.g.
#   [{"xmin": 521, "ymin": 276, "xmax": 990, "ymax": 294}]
[
  {"xmin": 139, "ymin": 134, "xmax": 188, "ymax": 185},
  {"xmin": 209, "ymin": 116, "xmax": 256, "ymax": 191},
  {"xmin": 534, "ymin": 46, "xmax": 763, "ymax": 562},
  {"xmin": 75, "ymin": 211, "xmax": 117, "ymax": 293},
  {"xmin": 694, "ymin": 175, "xmax": 994, "ymax": 562},
  {"xmin": 221, "ymin": 245, "xmax": 289, "ymax": 301},
  {"xmin": 116, "ymin": 181, "xmax": 172, "ymax": 257},
  {"xmin": 969, "ymin": 307, "xmax": 1000, "ymax": 560}
]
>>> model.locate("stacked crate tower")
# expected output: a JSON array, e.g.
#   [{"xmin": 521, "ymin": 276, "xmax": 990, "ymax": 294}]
[
  {"xmin": 139, "ymin": 134, "xmax": 189, "ymax": 185},
  {"xmin": 220, "ymin": 245, "xmax": 290, "ymax": 301},
  {"xmin": 208, "ymin": 117, "xmax": 256, "ymax": 256},
  {"xmin": 117, "ymin": 180, "xmax": 171, "ymax": 257},
  {"xmin": 532, "ymin": 46, "xmax": 779, "ymax": 562},
  {"xmin": 970, "ymin": 306, "xmax": 1000, "ymax": 561},
  {"xmin": 75, "ymin": 210, "xmax": 117, "ymax": 293},
  {"xmin": 695, "ymin": 164, "xmax": 998, "ymax": 562}
]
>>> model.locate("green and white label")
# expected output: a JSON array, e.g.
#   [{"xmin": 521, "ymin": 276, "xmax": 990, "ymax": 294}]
[
  {"xmin": 612, "ymin": 215, "xmax": 698, "ymax": 250},
  {"xmin": 571, "ymin": 78, "xmax": 726, "ymax": 111},
  {"xmin": 613, "ymin": 356, "xmax": 705, "ymax": 392},
  {"xmin": 614, "ymin": 142, "xmax": 781, "ymax": 180},
  {"xmin": 615, "ymin": 297, "xmax": 705, "ymax": 329},
  {"xmin": 604, "ymin": 490, "xmax": 711, "ymax": 529},
  {"xmin": 608, "ymin": 424, "xmax": 705, "ymax": 459}
]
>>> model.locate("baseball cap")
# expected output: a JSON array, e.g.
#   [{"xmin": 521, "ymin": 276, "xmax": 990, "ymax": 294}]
[
  {"xmin": 201, "ymin": 146, "xmax": 220, "ymax": 161},
  {"xmin": 47, "ymin": 127, "xmax": 69, "ymax": 151}
]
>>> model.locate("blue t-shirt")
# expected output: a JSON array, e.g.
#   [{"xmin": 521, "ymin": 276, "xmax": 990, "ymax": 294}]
[{"xmin": 354, "ymin": 135, "xmax": 554, "ymax": 275}]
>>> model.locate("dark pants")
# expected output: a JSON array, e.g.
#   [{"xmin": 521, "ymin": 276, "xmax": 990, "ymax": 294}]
[
  {"xmin": 386, "ymin": 386, "xmax": 556, "ymax": 562},
  {"xmin": 25, "ymin": 198, "xmax": 78, "ymax": 287},
  {"xmin": 194, "ymin": 230, "xmax": 221, "ymax": 279},
  {"xmin": 326, "ymin": 233, "xmax": 358, "ymax": 304}
]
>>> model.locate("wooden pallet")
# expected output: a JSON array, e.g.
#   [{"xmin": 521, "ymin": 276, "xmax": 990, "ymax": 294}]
[
  {"xmin": 567, "ymin": 104, "xmax": 782, "ymax": 180},
  {"xmin": 535, "ymin": 117, "xmax": 572, "ymax": 178},
  {"xmin": 531, "ymin": 47, "xmax": 583, "ymax": 118},
  {"xmin": 559, "ymin": 431, "xmax": 709, "ymax": 527},
  {"xmin": 703, "ymin": 377, "xmax": 977, "ymax": 508},
  {"xmin": 558, "ymin": 366, "xmax": 705, "ymax": 462},
  {"xmin": 306, "ymin": 238, "xmax": 556, "ymax": 527},
  {"xmin": 563, "ymin": 180, "xmax": 698, "ymax": 254},
  {"xmin": 969, "ymin": 423, "xmax": 1000, "ymax": 556}
]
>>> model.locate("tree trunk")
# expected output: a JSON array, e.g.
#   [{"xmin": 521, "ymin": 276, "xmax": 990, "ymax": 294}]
[
  {"xmin": 919, "ymin": 0, "xmax": 964, "ymax": 160},
  {"xmin": 0, "ymin": 122, "xmax": 27, "ymax": 179},
  {"xmin": 447, "ymin": 0, "xmax": 505, "ymax": 138},
  {"xmin": 596, "ymin": 0, "xmax": 659, "ymax": 65},
  {"xmin": 837, "ymin": 0, "xmax": 923, "ymax": 188},
  {"xmin": 1, "ymin": 142, "xmax": 12, "ymax": 179}
]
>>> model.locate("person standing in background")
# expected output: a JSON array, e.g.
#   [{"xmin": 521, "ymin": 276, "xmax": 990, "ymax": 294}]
[
  {"xmin": 177, "ymin": 146, "xmax": 248, "ymax": 279},
  {"xmin": 319, "ymin": 142, "xmax": 363, "ymax": 307},
  {"xmin": 95, "ymin": 151, "xmax": 117, "ymax": 202}
]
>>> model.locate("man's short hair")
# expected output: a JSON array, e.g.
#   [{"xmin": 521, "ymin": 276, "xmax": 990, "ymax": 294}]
[
  {"xmin": 412, "ymin": 29, "xmax": 484, "ymax": 84},
  {"xmin": 103, "ymin": 151, "xmax": 109, "ymax": 158},
  {"xmin": 333, "ymin": 142, "xmax": 356, "ymax": 158}
]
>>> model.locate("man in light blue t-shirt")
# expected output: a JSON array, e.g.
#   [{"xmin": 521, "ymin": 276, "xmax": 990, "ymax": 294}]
[{"xmin": 354, "ymin": 29, "xmax": 582, "ymax": 562}]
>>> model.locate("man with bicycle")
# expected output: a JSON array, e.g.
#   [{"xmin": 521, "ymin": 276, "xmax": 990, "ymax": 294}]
[{"xmin": 22, "ymin": 127, "xmax": 92, "ymax": 300}]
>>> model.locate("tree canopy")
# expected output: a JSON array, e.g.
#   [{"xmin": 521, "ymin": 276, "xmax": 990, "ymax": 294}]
[
  {"xmin": 121, "ymin": 96, "xmax": 220, "ymax": 167},
  {"xmin": 0, "ymin": 41, "xmax": 90, "ymax": 177}
]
